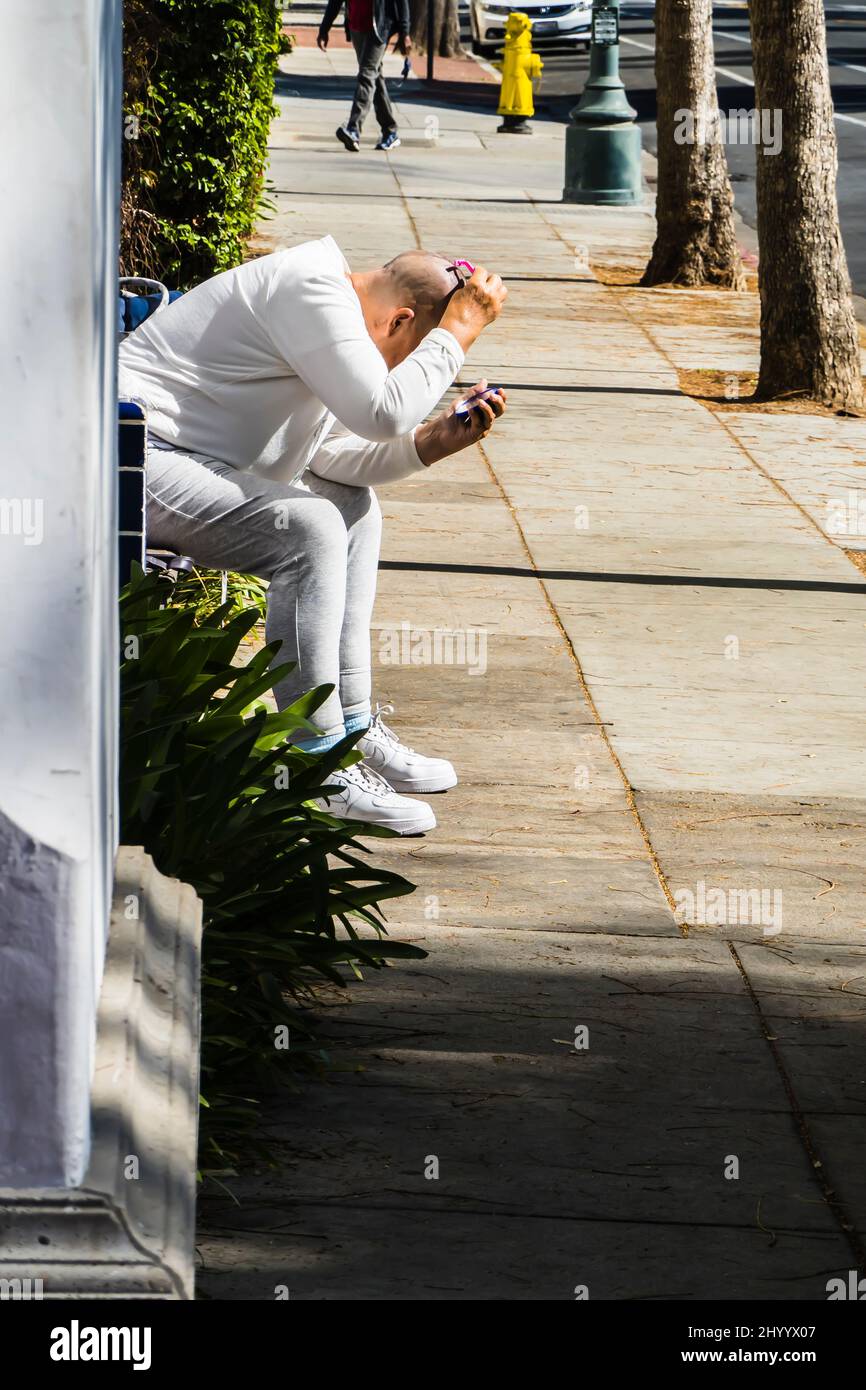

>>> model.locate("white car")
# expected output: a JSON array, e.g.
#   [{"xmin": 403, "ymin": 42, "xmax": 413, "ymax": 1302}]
[{"xmin": 469, "ymin": 0, "xmax": 593, "ymax": 57}]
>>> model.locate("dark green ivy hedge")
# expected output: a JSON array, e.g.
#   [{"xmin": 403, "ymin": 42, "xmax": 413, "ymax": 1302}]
[{"xmin": 121, "ymin": 0, "xmax": 289, "ymax": 287}]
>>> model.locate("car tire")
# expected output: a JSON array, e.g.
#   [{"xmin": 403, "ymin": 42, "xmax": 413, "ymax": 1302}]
[{"xmin": 472, "ymin": 40, "xmax": 499, "ymax": 57}]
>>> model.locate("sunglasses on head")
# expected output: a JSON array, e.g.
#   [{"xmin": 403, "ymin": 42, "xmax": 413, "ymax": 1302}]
[
  {"xmin": 443, "ymin": 260, "xmax": 476, "ymax": 306},
  {"xmin": 446, "ymin": 259, "xmax": 475, "ymax": 285}
]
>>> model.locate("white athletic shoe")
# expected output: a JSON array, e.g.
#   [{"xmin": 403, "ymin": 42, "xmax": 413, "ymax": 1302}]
[
  {"xmin": 314, "ymin": 760, "xmax": 436, "ymax": 835},
  {"xmin": 358, "ymin": 705, "xmax": 458, "ymax": 795}
]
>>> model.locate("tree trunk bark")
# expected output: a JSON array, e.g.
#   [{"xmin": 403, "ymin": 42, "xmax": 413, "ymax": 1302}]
[
  {"xmin": 410, "ymin": 0, "xmax": 461, "ymax": 57},
  {"xmin": 642, "ymin": 0, "xmax": 744, "ymax": 288},
  {"xmin": 750, "ymin": 0, "xmax": 862, "ymax": 409}
]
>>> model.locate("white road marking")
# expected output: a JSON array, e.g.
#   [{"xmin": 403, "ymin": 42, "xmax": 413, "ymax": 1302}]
[
  {"xmin": 620, "ymin": 32, "xmax": 866, "ymax": 129},
  {"xmin": 716, "ymin": 24, "xmax": 866, "ymax": 76}
]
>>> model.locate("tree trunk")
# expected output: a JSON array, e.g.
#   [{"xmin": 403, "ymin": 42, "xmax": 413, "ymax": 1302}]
[
  {"xmin": 642, "ymin": 0, "xmax": 744, "ymax": 288},
  {"xmin": 410, "ymin": 0, "xmax": 461, "ymax": 58},
  {"xmin": 750, "ymin": 0, "xmax": 862, "ymax": 409}
]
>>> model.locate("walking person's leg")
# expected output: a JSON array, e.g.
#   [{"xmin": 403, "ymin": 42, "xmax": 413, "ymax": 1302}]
[
  {"xmin": 372, "ymin": 56, "xmax": 398, "ymax": 140},
  {"xmin": 340, "ymin": 31, "xmax": 388, "ymax": 143}
]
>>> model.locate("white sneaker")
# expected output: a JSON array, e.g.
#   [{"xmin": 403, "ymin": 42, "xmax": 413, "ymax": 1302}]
[
  {"xmin": 359, "ymin": 705, "xmax": 458, "ymax": 795},
  {"xmin": 314, "ymin": 760, "xmax": 436, "ymax": 835}
]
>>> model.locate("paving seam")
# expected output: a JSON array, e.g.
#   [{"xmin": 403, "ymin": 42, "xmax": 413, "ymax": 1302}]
[
  {"xmin": 474, "ymin": 432, "xmax": 684, "ymax": 930},
  {"xmin": 391, "ymin": 162, "xmax": 425, "ymax": 252},
  {"xmin": 388, "ymin": 172, "xmax": 683, "ymax": 931},
  {"xmin": 517, "ymin": 206, "xmax": 866, "ymax": 1251},
  {"xmin": 465, "ymin": 201, "xmax": 866, "ymax": 1250},
  {"xmin": 197, "ymin": 1200, "xmax": 847, "ymax": 1236},
  {"xmin": 533, "ymin": 198, "xmax": 865, "ymax": 578},
  {"xmin": 728, "ymin": 941, "xmax": 866, "ymax": 1268}
]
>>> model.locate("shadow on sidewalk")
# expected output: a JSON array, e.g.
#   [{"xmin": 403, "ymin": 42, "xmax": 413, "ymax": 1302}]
[
  {"xmin": 274, "ymin": 68, "xmax": 564, "ymax": 124},
  {"xmin": 195, "ymin": 938, "xmax": 864, "ymax": 1300}
]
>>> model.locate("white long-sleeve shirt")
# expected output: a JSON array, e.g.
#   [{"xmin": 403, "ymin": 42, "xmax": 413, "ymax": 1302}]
[{"xmin": 118, "ymin": 235, "xmax": 465, "ymax": 486}]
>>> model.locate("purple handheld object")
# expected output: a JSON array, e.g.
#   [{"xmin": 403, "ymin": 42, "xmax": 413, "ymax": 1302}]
[{"xmin": 454, "ymin": 385, "xmax": 503, "ymax": 427}]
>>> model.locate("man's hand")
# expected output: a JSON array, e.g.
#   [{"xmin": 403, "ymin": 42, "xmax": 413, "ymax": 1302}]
[
  {"xmin": 394, "ymin": 34, "xmax": 411, "ymax": 55},
  {"xmin": 317, "ymin": 29, "xmax": 328, "ymax": 50},
  {"xmin": 439, "ymin": 266, "xmax": 508, "ymax": 353},
  {"xmin": 414, "ymin": 381, "xmax": 507, "ymax": 465}
]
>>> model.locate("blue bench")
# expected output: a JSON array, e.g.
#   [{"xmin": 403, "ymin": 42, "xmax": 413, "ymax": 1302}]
[{"xmin": 117, "ymin": 278, "xmax": 193, "ymax": 587}]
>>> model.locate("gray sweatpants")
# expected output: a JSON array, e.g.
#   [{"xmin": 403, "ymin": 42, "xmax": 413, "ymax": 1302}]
[
  {"xmin": 145, "ymin": 445, "xmax": 382, "ymax": 739},
  {"xmin": 349, "ymin": 30, "xmax": 397, "ymax": 136}
]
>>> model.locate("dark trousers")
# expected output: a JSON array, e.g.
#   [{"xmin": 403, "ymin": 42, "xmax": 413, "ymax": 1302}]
[{"xmin": 349, "ymin": 30, "xmax": 397, "ymax": 135}]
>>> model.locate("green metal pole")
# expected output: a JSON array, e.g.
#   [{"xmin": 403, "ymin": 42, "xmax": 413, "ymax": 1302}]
[{"xmin": 563, "ymin": 0, "xmax": 642, "ymax": 205}]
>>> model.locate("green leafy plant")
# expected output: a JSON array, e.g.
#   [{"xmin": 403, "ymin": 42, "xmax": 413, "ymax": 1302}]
[
  {"xmin": 168, "ymin": 565, "xmax": 269, "ymax": 623},
  {"xmin": 121, "ymin": 0, "xmax": 290, "ymax": 285},
  {"xmin": 120, "ymin": 566, "xmax": 422, "ymax": 1166}
]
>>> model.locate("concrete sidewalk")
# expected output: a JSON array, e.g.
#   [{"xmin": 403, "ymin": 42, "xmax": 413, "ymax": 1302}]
[{"xmin": 196, "ymin": 44, "xmax": 866, "ymax": 1300}]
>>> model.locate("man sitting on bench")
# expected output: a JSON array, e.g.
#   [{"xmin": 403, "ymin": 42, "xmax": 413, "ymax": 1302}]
[{"xmin": 118, "ymin": 238, "xmax": 507, "ymax": 834}]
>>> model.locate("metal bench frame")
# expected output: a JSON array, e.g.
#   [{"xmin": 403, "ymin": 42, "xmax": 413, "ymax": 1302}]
[{"xmin": 118, "ymin": 278, "xmax": 199, "ymax": 589}]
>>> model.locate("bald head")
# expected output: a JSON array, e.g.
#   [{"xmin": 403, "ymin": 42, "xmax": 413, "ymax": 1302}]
[
  {"xmin": 350, "ymin": 248, "xmax": 466, "ymax": 368},
  {"xmin": 380, "ymin": 251, "xmax": 459, "ymax": 325}
]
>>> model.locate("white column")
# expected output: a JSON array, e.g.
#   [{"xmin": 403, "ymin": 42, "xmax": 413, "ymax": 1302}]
[{"xmin": 0, "ymin": 0, "xmax": 121, "ymax": 1186}]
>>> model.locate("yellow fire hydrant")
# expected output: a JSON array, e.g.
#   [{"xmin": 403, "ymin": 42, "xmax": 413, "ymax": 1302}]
[{"xmin": 495, "ymin": 13, "xmax": 543, "ymax": 134}]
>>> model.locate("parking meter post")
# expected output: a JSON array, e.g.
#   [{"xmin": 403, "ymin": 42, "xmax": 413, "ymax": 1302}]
[
  {"xmin": 427, "ymin": 1, "xmax": 435, "ymax": 81},
  {"xmin": 563, "ymin": 0, "xmax": 642, "ymax": 204}
]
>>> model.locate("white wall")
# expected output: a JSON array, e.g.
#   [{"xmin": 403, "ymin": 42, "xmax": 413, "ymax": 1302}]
[{"xmin": 0, "ymin": 0, "xmax": 121, "ymax": 1186}]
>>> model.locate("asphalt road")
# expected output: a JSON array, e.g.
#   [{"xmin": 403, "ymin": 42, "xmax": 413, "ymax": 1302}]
[{"xmin": 534, "ymin": 2, "xmax": 866, "ymax": 295}]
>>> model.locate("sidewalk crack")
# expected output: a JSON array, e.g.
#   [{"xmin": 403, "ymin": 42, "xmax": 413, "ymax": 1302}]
[
  {"xmin": 533, "ymin": 199, "xmax": 860, "ymax": 574},
  {"xmin": 476, "ymin": 436, "xmax": 683, "ymax": 934},
  {"xmin": 728, "ymin": 940, "xmax": 866, "ymax": 1269}
]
